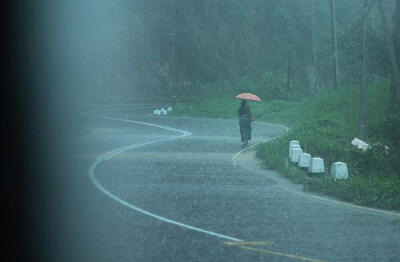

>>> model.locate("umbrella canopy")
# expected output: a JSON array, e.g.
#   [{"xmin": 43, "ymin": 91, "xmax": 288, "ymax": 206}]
[{"xmin": 235, "ymin": 93, "xmax": 261, "ymax": 102}]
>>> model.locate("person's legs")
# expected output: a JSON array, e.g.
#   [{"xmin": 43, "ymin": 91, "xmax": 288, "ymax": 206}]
[
  {"xmin": 240, "ymin": 122, "xmax": 252, "ymax": 146},
  {"xmin": 240, "ymin": 126, "xmax": 244, "ymax": 145}
]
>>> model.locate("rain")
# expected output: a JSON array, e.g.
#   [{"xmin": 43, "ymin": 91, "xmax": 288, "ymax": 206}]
[{"xmin": 7, "ymin": 0, "xmax": 400, "ymax": 261}]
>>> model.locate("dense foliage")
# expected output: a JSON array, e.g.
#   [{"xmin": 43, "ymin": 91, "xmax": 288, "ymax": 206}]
[{"xmin": 84, "ymin": 0, "xmax": 399, "ymax": 104}]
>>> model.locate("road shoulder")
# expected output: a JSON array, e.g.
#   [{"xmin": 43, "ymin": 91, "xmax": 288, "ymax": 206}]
[{"xmin": 234, "ymin": 149, "xmax": 400, "ymax": 219}]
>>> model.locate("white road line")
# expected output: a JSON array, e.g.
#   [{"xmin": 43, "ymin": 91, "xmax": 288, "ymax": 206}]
[
  {"xmin": 86, "ymin": 110, "xmax": 244, "ymax": 242},
  {"xmin": 82, "ymin": 105, "xmax": 169, "ymax": 115}
]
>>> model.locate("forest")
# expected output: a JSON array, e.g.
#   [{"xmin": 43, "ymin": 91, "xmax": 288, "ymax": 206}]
[{"xmin": 86, "ymin": 0, "xmax": 398, "ymax": 108}]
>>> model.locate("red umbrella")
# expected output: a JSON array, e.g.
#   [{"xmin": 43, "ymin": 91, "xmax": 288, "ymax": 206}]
[{"xmin": 235, "ymin": 93, "xmax": 261, "ymax": 102}]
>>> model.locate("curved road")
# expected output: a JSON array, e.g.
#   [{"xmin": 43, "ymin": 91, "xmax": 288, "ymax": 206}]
[{"xmin": 72, "ymin": 105, "xmax": 399, "ymax": 262}]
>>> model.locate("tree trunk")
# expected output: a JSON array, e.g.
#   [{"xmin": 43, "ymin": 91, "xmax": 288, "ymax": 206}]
[
  {"xmin": 286, "ymin": 52, "xmax": 292, "ymax": 100},
  {"xmin": 378, "ymin": 0, "xmax": 400, "ymax": 111},
  {"xmin": 391, "ymin": 0, "xmax": 400, "ymax": 108},
  {"xmin": 172, "ymin": 33, "xmax": 177, "ymax": 94},
  {"xmin": 228, "ymin": 0, "xmax": 234, "ymax": 84},
  {"xmin": 395, "ymin": 0, "xmax": 400, "ymax": 64},
  {"xmin": 311, "ymin": 0, "xmax": 319, "ymax": 94},
  {"xmin": 391, "ymin": 69, "xmax": 396, "ymax": 107},
  {"xmin": 330, "ymin": 0, "xmax": 339, "ymax": 89},
  {"xmin": 359, "ymin": 0, "xmax": 370, "ymax": 140}
]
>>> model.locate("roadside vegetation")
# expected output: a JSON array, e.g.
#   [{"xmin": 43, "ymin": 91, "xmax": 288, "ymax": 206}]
[
  {"xmin": 172, "ymin": 80, "xmax": 400, "ymax": 211},
  {"xmin": 130, "ymin": 0, "xmax": 400, "ymax": 212}
]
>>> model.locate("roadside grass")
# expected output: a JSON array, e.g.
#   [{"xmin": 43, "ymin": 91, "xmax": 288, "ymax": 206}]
[
  {"xmin": 171, "ymin": 80, "xmax": 400, "ymax": 211},
  {"xmin": 172, "ymin": 97, "xmax": 310, "ymax": 127}
]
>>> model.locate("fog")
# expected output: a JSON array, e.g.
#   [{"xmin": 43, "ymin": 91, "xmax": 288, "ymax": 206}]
[{"xmin": 8, "ymin": 1, "xmax": 400, "ymax": 261}]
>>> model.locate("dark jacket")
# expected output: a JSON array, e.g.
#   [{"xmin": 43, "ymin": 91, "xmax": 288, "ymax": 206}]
[{"xmin": 238, "ymin": 105, "xmax": 252, "ymax": 122}]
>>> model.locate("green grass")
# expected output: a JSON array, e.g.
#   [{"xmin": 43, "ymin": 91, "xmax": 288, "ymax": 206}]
[
  {"xmin": 173, "ymin": 97, "xmax": 309, "ymax": 128},
  {"xmin": 171, "ymin": 80, "xmax": 400, "ymax": 211}
]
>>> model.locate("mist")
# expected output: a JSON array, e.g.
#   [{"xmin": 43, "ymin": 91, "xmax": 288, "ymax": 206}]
[{"xmin": 8, "ymin": 1, "xmax": 400, "ymax": 261}]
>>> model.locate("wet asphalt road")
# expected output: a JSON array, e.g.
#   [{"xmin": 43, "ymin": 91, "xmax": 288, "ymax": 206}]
[{"xmin": 70, "ymin": 106, "xmax": 400, "ymax": 262}]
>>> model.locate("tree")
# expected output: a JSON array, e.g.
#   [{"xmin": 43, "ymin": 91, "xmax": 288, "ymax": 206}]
[
  {"xmin": 378, "ymin": 0, "xmax": 400, "ymax": 111},
  {"xmin": 311, "ymin": 0, "xmax": 319, "ymax": 94},
  {"xmin": 330, "ymin": 0, "xmax": 339, "ymax": 89},
  {"xmin": 286, "ymin": 52, "xmax": 292, "ymax": 100},
  {"xmin": 359, "ymin": 0, "xmax": 374, "ymax": 140},
  {"xmin": 132, "ymin": 0, "xmax": 392, "ymax": 102},
  {"xmin": 391, "ymin": 0, "xmax": 400, "ymax": 109}
]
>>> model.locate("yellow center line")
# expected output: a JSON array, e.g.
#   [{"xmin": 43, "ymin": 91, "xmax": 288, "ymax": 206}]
[
  {"xmin": 225, "ymin": 241, "xmax": 327, "ymax": 262},
  {"xmin": 225, "ymin": 241, "xmax": 274, "ymax": 246},
  {"xmin": 239, "ymin": 246, "xmax": 327, "ymax": 262},
  {"xmin": 310, "ymin": 195, "xmax": 400, "ymax": 218}
]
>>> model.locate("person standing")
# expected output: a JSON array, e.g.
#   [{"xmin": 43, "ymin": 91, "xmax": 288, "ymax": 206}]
[{"xmin": 238, "ymin": 100, "xmax": 253, "ymax": 147}]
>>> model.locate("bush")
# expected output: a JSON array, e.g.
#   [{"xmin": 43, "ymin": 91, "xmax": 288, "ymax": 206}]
[
  {"xmin": 304, "ymin": 175, "xmax": 400, "ymax": 210},
  {"xmin": 255, "ymin": 81, "xmax": 400, "ymax": 211}
]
